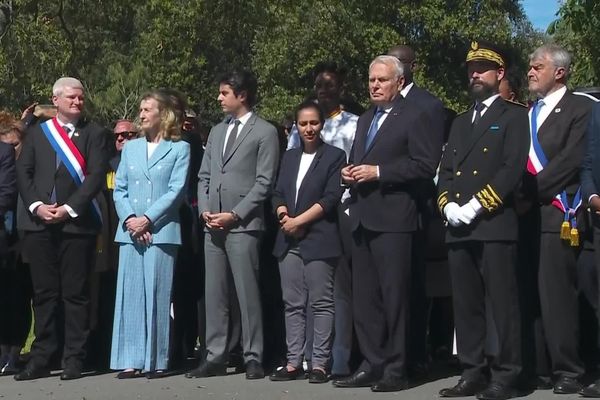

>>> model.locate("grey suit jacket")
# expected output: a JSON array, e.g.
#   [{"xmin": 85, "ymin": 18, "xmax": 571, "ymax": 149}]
[{"xmin": 198, "ymin": 113, "xmax": 280, "ymax": 232}]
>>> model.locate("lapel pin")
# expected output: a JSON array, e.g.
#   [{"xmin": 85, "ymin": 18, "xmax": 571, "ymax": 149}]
[{"xmin": 555, "ymin": 108, "xmax": 561, "ymax": 113}]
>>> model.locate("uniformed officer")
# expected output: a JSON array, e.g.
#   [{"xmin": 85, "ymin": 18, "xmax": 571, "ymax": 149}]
[{"xmin": 437, "ymin": 41, "xmax": 530, "ymax": 400}]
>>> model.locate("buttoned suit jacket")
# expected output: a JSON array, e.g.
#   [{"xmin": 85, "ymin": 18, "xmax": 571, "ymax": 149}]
[
  {"xmin": 197, "ymin": 113, "xmax": 280, "ymax": 232},
  {"xmin": 522, "ymin": 91, "xmax": 594, "ymax": 232},
  {"xmin": 16, "ymin": 118, "xmax": 108, "ymax": 235},
  {"xmin": 582, "ymin": 102, "xmax": 600, "ymax": 219},
  {"xmin": 348, "ymin": 95, "xmax": 440, "ymax": 233},
  {"xmin": 113, "ymin": 138, "xmax": 190, "ymax": 245},
  {"xmin": 437, "ymin": 98, "xmax": 530, "ymax": 242}
]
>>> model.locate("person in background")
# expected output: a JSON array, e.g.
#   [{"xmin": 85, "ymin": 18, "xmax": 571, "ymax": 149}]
[
  {"xmin": 0, "ymin": 111, "xmax": 21, "ymax": 375},
  {"xmin": 110, "ymin": 90, "xmax": 190, "ymax": 379},
  {"xmin": 269, "ymin": 101, "xmax": 345, "ymax": 383}
]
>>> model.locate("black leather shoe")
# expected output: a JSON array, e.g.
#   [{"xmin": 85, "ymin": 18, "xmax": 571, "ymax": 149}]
[
  {"xmin": 146, "ymin": 370, "xmax": 170, "ymax": 379},
  {"xmin": 476, "ymin": 382, "xmax": 515, "ymax": 400},
  {"xmin": 553, "ymin": 376, "xmax": 582, "ymax": 394},
  {"xmin": 308, "ymin": 369, "xmax": 328, "ymax": 384},
  {"xmin": 269, "ymin": 366, "xmax": 304, "ymax": 381},
  {"xmin": 332, "ymin": 370, "xmax": 376, "ymax": 388},
  {"xmin": 14, "ymin": 366, "xmax": 51, "ymax": 381},
  {"xmin": 371, "ymin": 376, "xmax": 408, "ymax": 392},
  {"xmin": 60, "ymin": 366, "xmax": 82, "ymax": 381},
  {"xmin": 245, "ymin": 360, "xmax": 264, "ymax": 379},
  {"xmin": 440, "ymin": 378, "xmax": 487, "ymax": 397},
  {"xmin": 185, "ymin": 361, "xmax": 226, "ymax": 378},
  {"xmin": 580, "ymin": 380, "xmax": 600, "ymax": 398}
]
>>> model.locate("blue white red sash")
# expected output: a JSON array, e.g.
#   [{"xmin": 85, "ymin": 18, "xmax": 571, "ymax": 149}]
[
  {"xmin": 40, "ymin": 118, "xmax": 102, "ymax": 223},
  {"xmin": 527, "ymin": 105, "xmax": 581, "ymax": 244}
]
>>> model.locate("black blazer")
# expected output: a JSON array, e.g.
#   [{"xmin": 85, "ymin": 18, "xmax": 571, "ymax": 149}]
[
  {"xmin": 0, "ymin": 142, "xmax": 17, "ymax": 218},
  {"xmin": 582, "ymin": 102, "xmax": 600, "ymax": 223},
  {"xmin": 272, "ymin": 143, "xmax": 345, "ymax": 261},
  {"xmin": 348, "ymin": 95, "xmax": 440, "ymax": 233},
  {"xmin": 16, "ymin": 118, "xmax": 108, "ymax": 234},
  {"xmin": 522, "ymin": 91, "xmax": 594, "ymax": 232},
  {"xmin": 437, "ymin": 97, "xmax": 530, "ymax": 242}
]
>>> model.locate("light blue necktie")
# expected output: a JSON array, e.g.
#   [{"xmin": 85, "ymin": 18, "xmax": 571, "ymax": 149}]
[
  {"xmin": 531, "ymin": 99, "xmax": 544, "ymax": 137},
  {"xmin": 365, "ymin": 108, "xmax": 384, "ymax": 150}
]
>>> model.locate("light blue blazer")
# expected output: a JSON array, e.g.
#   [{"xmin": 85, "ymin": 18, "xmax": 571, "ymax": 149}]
[{"xmin": 113, "ymin": 137, "xmax": 190, "ymax": 245}]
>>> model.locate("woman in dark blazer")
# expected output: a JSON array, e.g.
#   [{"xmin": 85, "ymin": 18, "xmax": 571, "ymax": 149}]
[{"xmin": 269, "ymin": 101, "xmax": 345, "ymax": 383}]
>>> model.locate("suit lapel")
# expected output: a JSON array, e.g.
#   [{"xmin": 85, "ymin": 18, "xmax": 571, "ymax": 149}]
[
  {"xmin": 223, "ymin": 114, "xmax": 256, "ymax": 166},
  {"xmin": 295, "ymin": 145, "xmax": 325, "ymax": 212},
  {"xmin": 361, "ymin": 97, "xmax": 405, "ymax": 161},
  {"xmin": 457, "ymin": 98, "xmax": 505, "ymax": 164},
  {"xmin": 536, "ymin": 93, "xmax": 569, "ymax": 140},
  {"xmin": 148, "ymin": 139, "xmax": 173, "ymax": 170}
]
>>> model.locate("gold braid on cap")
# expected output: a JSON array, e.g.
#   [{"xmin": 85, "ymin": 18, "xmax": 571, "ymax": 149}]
[{"xmin": 466, "ymin": 49, "xmax": 505, "ymax": 67}]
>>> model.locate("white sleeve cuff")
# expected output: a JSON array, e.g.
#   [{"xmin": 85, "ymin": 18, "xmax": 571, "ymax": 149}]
[
  {"xmin": 376, "ymin": 165, "xmax": 380, "ymax": 179},
  {"xmin": 63, "ymin": 204, "xmax": 78, "ymax": 218},
  {"xmin": 468, "ymin": 197, "xmax": 483, "ymax": 214},
  {"xmin": 29, "ymin": 201, "xmax": 44, "ymax": 215}
]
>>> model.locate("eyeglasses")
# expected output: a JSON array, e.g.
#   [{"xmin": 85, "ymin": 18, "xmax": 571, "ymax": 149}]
[{"xmin": 115, "ymin": 131, "xmax": 137, "ymax": 140}]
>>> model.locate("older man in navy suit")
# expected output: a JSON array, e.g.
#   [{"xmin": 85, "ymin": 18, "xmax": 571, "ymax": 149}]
[{"xmin": 333, "ymin": 55, "xmax": 440, "ymax": 392}]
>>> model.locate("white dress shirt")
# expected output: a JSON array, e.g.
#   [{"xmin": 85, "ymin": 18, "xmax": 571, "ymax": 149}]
[{"xmin": 223, "ymin": 111, "xmax": 252, "ymax": 157}]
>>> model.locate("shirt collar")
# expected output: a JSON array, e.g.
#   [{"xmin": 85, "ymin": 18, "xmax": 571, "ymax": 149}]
[
  {"xmin": 55, "ymin": 116, "xmax": 77, "ymax": 133},
  {"xmin": 478, "ymin": 93, "xmax": 501, "ymax": 110},
  {"xmin": 539, "ymin": 85, "xmax": 567, "ymax": 110},
  {"xmin": 231, "ymin": 111, "xmax": 253, "ymax": 125},
  {"xmin": 400, "ymin": 82, "xmax": 414, "ymax": 98}
]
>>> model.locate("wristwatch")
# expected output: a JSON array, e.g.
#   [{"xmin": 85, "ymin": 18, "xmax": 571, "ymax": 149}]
[{"xmin": 230, "ymin": 210, "xmax": 241, "ymax": 222}]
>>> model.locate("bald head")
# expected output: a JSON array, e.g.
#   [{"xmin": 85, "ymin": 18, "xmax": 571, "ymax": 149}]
[{"xmin": 388, "ymin": 45, "xmax": 416, "ymax": 85}]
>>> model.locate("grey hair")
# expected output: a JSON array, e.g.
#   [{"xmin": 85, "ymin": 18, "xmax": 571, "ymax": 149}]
[
  {"xmin": 52, "ymin": 77, "xmax": 84, "ymax": 96},
  {"xmin": 529, "ymin": 44, "xmax": 571, "ymax": 77},
  {"xmin": 369, "ymin": 55, "xmax": 404, "ymax": 79}
]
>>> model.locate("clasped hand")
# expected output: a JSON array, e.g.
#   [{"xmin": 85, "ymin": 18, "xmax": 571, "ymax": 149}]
[
  {"xmin": 36, "ymin": 203, "xmax": 70, "ymax": 224},
  {"xmin": 443, "ymin": 202, "xmax": 479, "ymax": 227},
  {"xmin": 279, "ymin": 215, "xmax": 306, "ymax": 239},
  {"xmin": 125, "ymin": 216, "xmax": 152, "ymax": 246},
  {"xmin": 202, "ymin": 212, "xmax": 236, "ymax": 230},
  {"xmin": 341, "ymin": 164, "xmax": 378, "ymax": 184}
]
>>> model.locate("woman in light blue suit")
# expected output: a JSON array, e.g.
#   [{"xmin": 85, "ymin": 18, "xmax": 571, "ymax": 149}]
[{"xmin": 110, "ymin": 90, "xmax": 190, "ymax": 379}]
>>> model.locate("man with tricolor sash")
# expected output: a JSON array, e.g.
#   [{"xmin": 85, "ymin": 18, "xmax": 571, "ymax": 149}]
[
  {"xmin": 437, "ymin": 40, "xmax": 529, "ymax": 400},
  {"xmin": 522, "ymin": 44, "xmax": 594, "ymax": 395},
  {"xmin": 14, "ymin": 77, "xmax": 108, "ymax": 381}
]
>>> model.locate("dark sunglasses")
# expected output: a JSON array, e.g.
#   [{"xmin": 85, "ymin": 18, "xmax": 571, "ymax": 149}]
[{"xmin": 115, "ymin": 131, "xmax": 137, "ymax": 139}]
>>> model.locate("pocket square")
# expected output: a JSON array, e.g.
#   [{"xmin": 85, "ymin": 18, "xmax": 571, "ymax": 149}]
[{"xmin": 490, "ymin": 125, "xmax": 500, "ymax": 131}]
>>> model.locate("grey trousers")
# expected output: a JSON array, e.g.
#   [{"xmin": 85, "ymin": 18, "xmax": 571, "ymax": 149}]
[
  {"xmin": 204, "ymin": 231, "xmax": 263, "ymax": 364},
  {"xmin": 279, "ymin": 249, "xmax": 336, "ymax": 369}
]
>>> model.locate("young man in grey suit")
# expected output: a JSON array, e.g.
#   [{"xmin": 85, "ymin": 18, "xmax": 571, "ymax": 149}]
[{"xmin": 188, "ymin": 70, "xmax": 280, "ymax": 380}]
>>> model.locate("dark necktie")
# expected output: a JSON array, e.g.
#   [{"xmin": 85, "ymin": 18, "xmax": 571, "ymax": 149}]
[
  {"xmin": 365, "ymin": 108, "xmax": 384, "ymax": 150},
  {"xmin": 223, "ymin": 119, "xmax": 241, "ymax": 160},
  {"xmin": 472, "ymin": 102, "xmax": 486, "ymax": 126}
]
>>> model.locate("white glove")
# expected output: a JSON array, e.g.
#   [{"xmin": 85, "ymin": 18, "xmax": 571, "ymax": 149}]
[
  {"xmin": 457, "ymin": 198, "xmax": 483, "ymax": 225},
  {"xmin": 443, "ymin": 202, "xmax": 463, "ymax": 227}
]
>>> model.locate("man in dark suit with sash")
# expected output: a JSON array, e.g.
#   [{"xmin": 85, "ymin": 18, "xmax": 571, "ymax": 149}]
[
  {"xmin": 437, "ymin": 41, "xmax": 529, "ymax": 400},
  {"xmin": 15, "ymin": 77, "xmax": 108, "ymax": 381},
  {"xmin": 333, "ymin": 55, "xmax": 440, "ymax": 392},
  {"xmin": 522, "ymin": 44, "xmax": 594, "ymax": 395}
]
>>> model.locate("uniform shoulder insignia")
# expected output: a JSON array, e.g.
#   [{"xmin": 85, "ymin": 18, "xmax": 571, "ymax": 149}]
[{"xmin": 504, "ymin": 99, "xmax": 527, "ymax": 108}]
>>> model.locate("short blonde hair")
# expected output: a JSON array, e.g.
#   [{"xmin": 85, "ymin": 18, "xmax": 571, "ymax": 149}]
[{"xmin": 139, "ymin": 90, "xmax": 182, "ymax": 141}]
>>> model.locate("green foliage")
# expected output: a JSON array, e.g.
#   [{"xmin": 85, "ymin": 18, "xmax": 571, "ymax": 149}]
[
  {"xmin": 551, "ymin": 0, "xmax": 600, "ymax": 88},
  {"xmin": 0, "ymin": 0, "xmax": 539, "ymax": 126}
]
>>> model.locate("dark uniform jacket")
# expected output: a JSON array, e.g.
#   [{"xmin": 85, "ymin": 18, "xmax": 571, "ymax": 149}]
[
  {"xmin": 437, "ymin": 97, "xmax": 529, "ymax": 242},
  {"xmin": 522, "ymin": 91, "xmax": 594, "ymax": 232}
]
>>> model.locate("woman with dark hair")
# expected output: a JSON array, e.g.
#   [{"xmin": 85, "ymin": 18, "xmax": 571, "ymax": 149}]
[
  {"xmin": 269, "ymin": 101, "xmax": 345, "ymax": 383},
  {"xmin": 110, "ymin": 89, "xmax": 190, "ymax": 379}
]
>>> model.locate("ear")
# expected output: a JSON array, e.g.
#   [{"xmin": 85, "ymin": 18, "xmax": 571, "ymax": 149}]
[
  {"xmin": 555, "ymin": 67, "xmax": 566, "ymax": 81},
  {"xmin": 398, "ymin": 75, "xmax": 405, "ymax": 90},
  {"xmin": 51, "ymin": 95, "xmax": 59, "ymax": 107},
  {"xmin": 496, "ymin": 66, "xmax": 506, "ymax": 82},
  {"xmin": 237, "ymin": 90, "xmax": 248, "ymax": 104}
]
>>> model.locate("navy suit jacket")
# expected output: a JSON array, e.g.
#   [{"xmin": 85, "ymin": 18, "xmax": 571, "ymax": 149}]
[
  {"xmin": 272, "ymin": 143, "xmax": 345, "ymax": 261},
  {"xmin": 581, "ymin": 102, "xmax": 600, "ymax": 227},
  {"xmin": 348, "ymin": 95, "xmax": 440, "ymax": 233}
]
